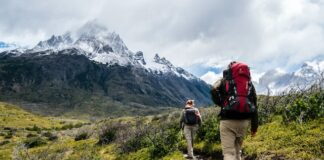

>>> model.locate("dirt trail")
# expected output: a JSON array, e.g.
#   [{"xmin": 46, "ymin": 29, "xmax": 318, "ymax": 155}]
[{"xmin": 183, "ymin": 153, "xmax": 208, "ymax": 160}]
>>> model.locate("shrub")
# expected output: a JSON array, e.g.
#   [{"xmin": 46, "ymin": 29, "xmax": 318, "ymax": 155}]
[
  {"xmin": 4, "ymin": 127, "xmax": 17, "ymax": 132},
  {"xmin": 118, "ymin": 124, "xmax": 150, "ymax": 153},
  {"xmin": 26, "ymin": 125, "xmax": 41, "ymax": 132},
  {"xmin": 61, "ymin": 124, "xmax": 74, "ymax": 130},
  {"xmin": 73, "ymin": 123, "xmax": 84, "ymax": 128},
  {"xmin": 26, "ymin": 133, "xmax": 37, "ymax": 138},
  {"xmin": 257, "ymin": 95, "xmax": 279, "ymax": 124},
  {"xmin": 147, "ymin": 122, "xmax": 180, "ymax": 158},
  {"xmin": 42, "ymin": 132, "xmax": 58, "ymax": 141},
  {"xmin": 97, "ymin": 126, "xmax": 117, "ymax": 145},
  {"xmin": 282, "ymin": 91, "xmax": 324, "ymax": 124},
  {"xmin": 75, "ymin": 132, "xmax": 89, "ymax": 141},
  {"xmin": 47, "ymin": 135, "xmax": 58, "ymax": 141},
  {"xmin": 24, "ymin": 137, "xmax": 46, "ymax": 148},
  {"xmin": 196, "ymin": 114, "xmax": 220, "ymax": 143},
  {"xmin": 120, "ymin": 135, "xmax": 150, "ymax": 153},
  {"xmin": 4, "ymin": 132, "xmax": 13, "ymax": 139},
  {"xmin": 0, "ymin": 140, "xmax": 10, "ymax": 146},
  {"xmin": 42, "ymin": 131, "xmax": 52, "ymax": 137}
]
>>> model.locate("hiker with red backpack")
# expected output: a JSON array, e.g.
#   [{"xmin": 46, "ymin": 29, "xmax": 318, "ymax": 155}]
[
  {"xmin": 179, "ymin": 99, "xmax": 202, "ymax": 159},
  {"xmin": 211, "ymin": 61, "xmax": 258, "ymax": 160}
]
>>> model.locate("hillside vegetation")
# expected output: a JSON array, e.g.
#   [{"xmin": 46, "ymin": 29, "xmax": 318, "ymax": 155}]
[
  {"xmin": 0, "ymin": 102, "xmax": 62, "ymax": 129},
  {"xmin": 0, "ymin": 84, "xmax": 323, "ymax": 159},
  {"xmin": 0, "ymin": 53, "xmax": 211, "ymax": 117}
]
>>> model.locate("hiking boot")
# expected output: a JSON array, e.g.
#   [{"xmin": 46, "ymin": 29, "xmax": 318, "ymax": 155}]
[{"xmin": 187, "ymin": 155, "xmax": 197, "ymax": 159}]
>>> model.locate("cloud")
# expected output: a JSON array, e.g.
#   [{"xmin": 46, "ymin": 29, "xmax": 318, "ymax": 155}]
[
  {"xmin": 0, "ymin": 0, "xmax": 323, "ymax": 75},
  {"xmin": 200, "ymin": 69, "xmax": 266, "ymax": 85},
  {"xmin": 200, "ymin": 71, "xmax": 222, "ymax": 85},
  {"xmin": 0, "ymin": 0, "xmax": 105, "ymax": 45}
]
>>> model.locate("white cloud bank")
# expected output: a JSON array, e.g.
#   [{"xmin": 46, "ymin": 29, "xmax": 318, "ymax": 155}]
[
  {"xmin": 200, "ymin": 71, "xmax": 223, "ymax": 85},
  {"xmin": 0, "ymin": 0, "xmax": 323, "ymax": 75},
  {"xmin": 200, "ymin": 69, "xmax": 266, "ymax": 85}
]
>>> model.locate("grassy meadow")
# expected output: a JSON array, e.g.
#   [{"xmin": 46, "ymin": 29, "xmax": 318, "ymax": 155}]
[{"xmin": 0, "ymin": 86, "xmax": 323, "ymax": 160}]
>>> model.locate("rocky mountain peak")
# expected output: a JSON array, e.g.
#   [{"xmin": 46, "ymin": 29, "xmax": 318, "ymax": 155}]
[
  {"xmin": 153, "ymin": 53, "xmax": 173, "ymax": 67},
  {"xmin": 254, "ymin": 59, "xmax": 324, "ymax": 95},
  {"xmin": 134, "ymin": 51, "xmax": 146, "ymax": 65},
  {"xmin": 3, "ymin": 21, "xmax": 201, "ymax": 81},
  {"xmin": 34, "ymin": 33, "xmax": 73, "ymax": 50}
]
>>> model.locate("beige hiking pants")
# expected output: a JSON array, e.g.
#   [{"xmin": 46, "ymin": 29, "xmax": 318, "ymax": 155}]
[
  {"xmin": 220, "ymin": 120, "xmax": 250, "ymax": 160},
  {"xmin": 184, "ymin": 124, "xmax": 198, "ymax": 157}
]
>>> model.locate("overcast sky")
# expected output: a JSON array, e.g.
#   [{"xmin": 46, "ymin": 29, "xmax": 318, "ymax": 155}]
[{"xmin": 1, "ymin": 0, "xmax": 324, "ymax": 82}]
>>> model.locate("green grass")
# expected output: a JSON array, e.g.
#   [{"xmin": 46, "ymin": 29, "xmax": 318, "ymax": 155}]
[
  {"xmin": 118, "ymin": 148, "xmax": 185, "ymax": 160},
  {"xmin": 0, "ymin": 102, "xmax": 62, "ymax": 129},
  {"xmin": 0, "ymin": 102, "xmax": 91, "ymax": 159},
  {"xmin": 118, "ymin": 148, "xmax": 151, "ymax": 160},
  {"xmin": 244, "ymin": 116, "xmax": 324, "ymax": 159},
  {"xmin": 1, "ymin": 102, "xmax": 323, "ymax": 160},
  {"xmin": 162, "ymin": 150, "xmax": 185, "ymax": 160}
]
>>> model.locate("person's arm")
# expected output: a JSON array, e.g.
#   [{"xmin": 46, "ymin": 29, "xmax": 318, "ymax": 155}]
[
  {"xmin": 250, "ymin": 84, "xmax": 258, "ymax": 136},
  {"xmin": 179, "ymin": 110, "xmax": 184, "ymax": 130},
  {"xmin": 196, "ymin": 108, "xmax": 202, "ymax": 126},
  {"xmin": 211, "ymin": 78, "xmax": 224, "ymax": 106}
]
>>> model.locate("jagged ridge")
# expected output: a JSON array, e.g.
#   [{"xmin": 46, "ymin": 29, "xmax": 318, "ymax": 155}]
[{"xmin": 0, "ymin": 21, "xmax": 212, "ymax": 116}]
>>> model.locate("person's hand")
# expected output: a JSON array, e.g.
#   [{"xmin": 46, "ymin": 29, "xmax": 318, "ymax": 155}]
[{"xmin": 251, "ymin": 131, "xmax": 256, "ymax": 137}]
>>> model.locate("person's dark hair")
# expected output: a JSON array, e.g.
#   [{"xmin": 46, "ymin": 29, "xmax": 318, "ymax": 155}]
[{"xmin": 228, "ymin": 61, "xmax": 236, "ymax": 68}]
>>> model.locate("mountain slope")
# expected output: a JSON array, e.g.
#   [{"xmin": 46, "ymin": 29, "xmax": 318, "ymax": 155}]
[{"xmin": 0, "ymin": 22, "xmax": 212, "ymax": 116}]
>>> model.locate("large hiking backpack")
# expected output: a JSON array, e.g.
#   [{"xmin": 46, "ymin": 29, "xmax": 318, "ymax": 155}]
[
  {"xmin": 222, "ymin": 62, "xmax": 256, "ymax": 114},
  {"xmin": 184, "ymin": 108, "xmax": 198, "ymax": 125}
]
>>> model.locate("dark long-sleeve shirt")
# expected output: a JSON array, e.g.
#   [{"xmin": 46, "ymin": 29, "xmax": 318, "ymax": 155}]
[{"xmin": 212, "ymin": 78, "xmax": 258, "ymax": 132}]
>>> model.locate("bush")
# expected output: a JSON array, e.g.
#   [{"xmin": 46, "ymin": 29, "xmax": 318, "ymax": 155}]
[
  {"xmin": 0, "ymin": 140, "xmax": 10, "ymax": 146},
  {"xmin": 4, "ymin": 127, "xmax": 17, "ymax": 132},
  {"xmin": 118, "ymin": 124, "xmax": 150, "ymax": 153},
  {"xmin": 282, "ymin": 91, "xmax": 324, "ymax": 124},
  {"xmin": 75, "ymin": 132, "xmax": 89, "ymax": 141},
  {"xmin": 60, "ymin": 123, "xmax": 86, "ymax": 130},
  {"xmin": 257, "ymin": 95, "xmax": 280, "ymax": 124},
  {"xmin": 42, "ymin": 132, "xmax": 58, "ymax": 141},
  {"xmin": 147, "ymin": 122, "xmax": 180, "ymax": 158},
  {"xmin": 26, "ymin": 125, "xmax": 41, "ymax": 133},
  {"xmin": 47, "ymin": 135, "xmax": 58, "ymax": 141},
  {"xmin": 26, "ymin": 133, "xmax": 37, "ymax": 138},
  {"xmin": 114, "ymin": 116, "xmax": 181, "ymax": 158},
  {"xmin": 73, "ymin": 123, "xmax": 84, "ymax": 128},
  {"xmin": 4, "ymin": 132, "xmax": 13, "ymax": 139},
  {"xmin": 24, "ymin": 137, "xmax": 46, "ymax": 148},
  {"xmin": 196, "ymin": 115, "xmax": 220, "ymax": 143},
  {"xmin": 97, "ymin": 126, "xmax": 117, "ymax": 145},
  {"xmin": 61, "ymin": 124, "xmax": 74, "ymax": 130},
  {"xmin": 120, "ymin": 135, "xmax": 150, "ymax": 153}
]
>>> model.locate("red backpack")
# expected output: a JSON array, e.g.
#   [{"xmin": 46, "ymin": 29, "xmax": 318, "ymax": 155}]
[{"xmin": 222, "ymin": 62, "xmax": 256, "ymax": 114}]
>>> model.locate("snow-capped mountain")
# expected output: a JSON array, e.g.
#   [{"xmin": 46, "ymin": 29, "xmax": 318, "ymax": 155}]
[
  {"xmin": 0, "ymin": 21, "xmax": 211, "ymax": 115},
  {"xmin": 26, "ymin": 21, "xmax": 196, "ymax": 80},
  {"xmin": 255, "ymin": 60, "xmax": 324, "ymax": 95}
]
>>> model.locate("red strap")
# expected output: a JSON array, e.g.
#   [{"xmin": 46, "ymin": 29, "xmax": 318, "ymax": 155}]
[{"xmin": 225, "ymin": 80, "xmax": 229, "ymax": 92}]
